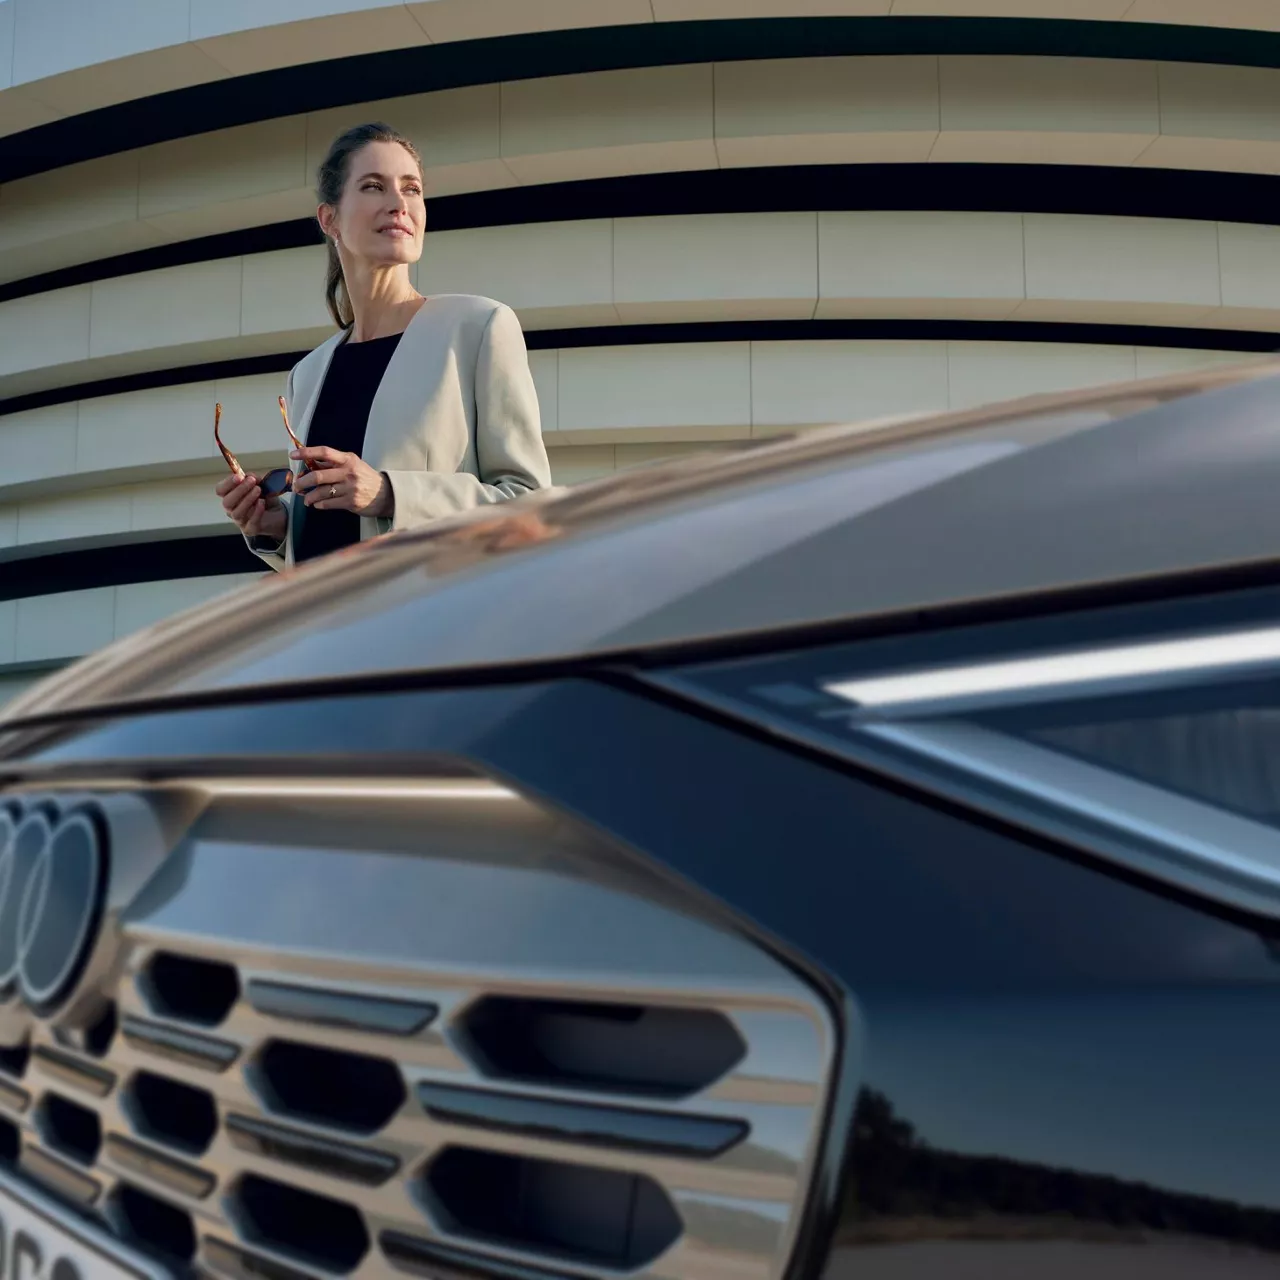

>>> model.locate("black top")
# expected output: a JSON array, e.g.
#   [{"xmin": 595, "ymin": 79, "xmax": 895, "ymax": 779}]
[{"xmin": 293, "ymin": 331, "xmax": 403, "ymax": 564}]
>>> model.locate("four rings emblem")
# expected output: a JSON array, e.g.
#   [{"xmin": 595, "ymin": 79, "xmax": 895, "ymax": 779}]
[{"xmin": 0, "ymin": 805, "xmax": 106, "ymax": 1016}]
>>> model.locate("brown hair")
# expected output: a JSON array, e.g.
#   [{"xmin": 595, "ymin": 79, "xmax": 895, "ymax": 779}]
[{"xmin": 317, "ymin": 122, "xmax": 425, "ymax": 329}]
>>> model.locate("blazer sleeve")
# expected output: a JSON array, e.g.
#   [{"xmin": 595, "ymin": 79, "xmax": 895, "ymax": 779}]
[
  {"xmin": 242, "ymin": 363, "xmax": 295, "ymax": 573},
  {"xmin": 378, "ymin": 303, "xmax": 552, "ymax": 532}
]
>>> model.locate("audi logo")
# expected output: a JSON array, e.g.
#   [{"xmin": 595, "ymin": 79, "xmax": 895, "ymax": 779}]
[{"xmin": 0, "ymin": 804, "xmax": 107, "ymax": 1017}]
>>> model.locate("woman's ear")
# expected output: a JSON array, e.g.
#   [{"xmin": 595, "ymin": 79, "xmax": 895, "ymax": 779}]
[{"xmin": 317, "ymin": 204, "xmax": 338, "ymax": 241}]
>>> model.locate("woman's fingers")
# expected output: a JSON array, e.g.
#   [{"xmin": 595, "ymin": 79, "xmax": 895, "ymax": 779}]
[
  {"xmin": 291, "ymin": 445, "xmax": 345, "ymax": 469},
  {"xmin": 294, "ymin": 466, "xmax": 346, "ymax": 495},
  {"xmin": 219, "ymin": 474, "xmax": 257, "ymax": 511},
  {"xmin": 241, "ymin": 499, "xmax": 266, "ymax": 535},
  {"xmin": 228, "ymin": 482, "xmax": 262, "ymax": 527}
]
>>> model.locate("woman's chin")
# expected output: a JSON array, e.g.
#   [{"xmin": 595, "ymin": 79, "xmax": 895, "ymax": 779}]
[{"xmin": 365, "ymin": 240, "xmax": 421, "ymax": 268}]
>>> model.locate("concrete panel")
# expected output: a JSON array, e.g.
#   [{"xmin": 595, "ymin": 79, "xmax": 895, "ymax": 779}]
[
  {"xmin": 818, "ymin": 210, "xmax": 1024, "ymax": 318},
  {"xmin": 15, "ymin": 587, "xmax": 115, "ymax": 663},
  {"xmin": 420, "ymin": 220, "xmax": 618, "ymax": 328},
  {"xmin": 17, "ymin": 489, "xmax": 131, "ymax": 548},
  {"xmin": 1157, "ymin": 61, "xmax": 1280, "ymax": 141},
  {"xmin": 0, "ymin": 602, "xmax": 15, "ymax": 667},
  {"xmin": 899, "ymin": 0, "xmax": 1129, "ymax": 11},
  {"xmin": 1134, "ymin": 346, "xmax": 1267, "ymax": 378},
  {"xmin": 558, "ymin": 343, "xmax": 751, "ymax": 434},
  {"xmin": 940, "ymin": 55, "xmax": 1159, "ymax": 132},
  {"xmin": 193, "ymin": 2, "xmax": 428, "ymax": 76},
  {"xmin": 89, "ymin": 258, "xmax": 243, "ymax": 359},
  {"xmin": 615, "ymin": 442, "xmax": 727, "ymax": 470},
  {"xmin": 0, "ymin": 153, "xmax": 157, "ymax": 286},
  {"xmin": 502, "ymin": 65, "xmax": 716, "ymax": 186},
  {"xmin": 1124, "ymin": 0, "xmax": 1280, "ymax": 30},
  {"xmin": 0, "ymin": 86, "xmax": 61, "ymax": 138},
  {"xmin": 139, "ymin": 115, "xmax": 311, "ymax": 240},
  {"xmin": 751, "ymin": 340, "xmax": 950, "ymax": 426},
  {"xmin": 1212, "ymin": 221, "xmax": 1280, "ymax": 329},
  {"xmin": 656, "ymin": 0, "xmax": 889, "ymax": 14},
  {"xmin": 715, "ymin": 56, "xmax": 938, "ymax": 167},
  {"xmin": 1021, "ymin": 214, "xmax": 1221, "ymax": 323},
  {"xmin": 0, "ymin": 507, "xmax": 14, "ymax": 552},
  {"xmin": 17, "ymin": 44, "xmax": 227, "ymax": 119},
  {"xmin": 0, "ymin": 670, "xmax": 44, "ymax": 707},
  {"xmin": 240, "ymin": 245, "xmax": 331, "ymax": 338},
  {"xmin": 307, "ymin": 85, "xmax": 513, "ymax": 199},
  {"xmin": 0, "ymin": 284, "xmax": 90, "ymax": 380},
  {"xmin": 407, "ymin": 0, "xmax": 652, "ymax": 43},
  {"xmin": 546, "ymin": 444, "xmax": 616, "ymax": 484},
  {"xmin": 1139, "ymin": 61, "xmax": 1280, "ymax": 173},
  {"xmin": 614, "ymin": 213, "xmax": 818, "ymax": 322},
  {"xmin": 528, "ymin": 350, "xmax": 559, "ymax": 432},
  {"xmin": 130, "ymin": 477, "xmax": 227, "ymax": 535},
  {"xmin": 934, "ymin": 55, "xmax": 1159, "ymax": 165},
  {"xmin": 115, "ymin": 574, "xmax": 259, "ymax": 639},
  {"xmin": 76, "ymin": 382, "xmax": 216, "ymax": 476},
  {"xmin": 947, "ymin": 341, "xmax": 1137, "ymax": 410},
  {"xmin": 1, "ymin": 403, "xmax": 78, "ymax": 486}
]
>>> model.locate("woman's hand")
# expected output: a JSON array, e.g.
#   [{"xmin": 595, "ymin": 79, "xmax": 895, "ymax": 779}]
[
  {"xmin": 216, "ymin": 473, "xmax": 287, "ymax": 542},
  {"xmin": 291, "ymin": 446, "xmax": 393, "ymax": 518}
]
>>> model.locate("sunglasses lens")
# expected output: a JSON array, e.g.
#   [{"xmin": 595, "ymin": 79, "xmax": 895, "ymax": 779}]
[{"xmin": 260, "ymin": 468, "xmax": 292, "ymax": 497}]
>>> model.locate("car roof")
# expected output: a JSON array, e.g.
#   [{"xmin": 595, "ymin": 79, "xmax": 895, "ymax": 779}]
[{"xmin": 6, "ymin": 359, "xmax": 1280, "ymax": 724}]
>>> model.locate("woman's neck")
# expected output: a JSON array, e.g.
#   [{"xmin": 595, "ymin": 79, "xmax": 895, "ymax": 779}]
[{"xmin": 345, "ymin": 265, "xmax": 424, "ymax": 343}]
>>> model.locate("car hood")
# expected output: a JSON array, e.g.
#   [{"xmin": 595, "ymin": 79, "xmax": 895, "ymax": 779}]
[{"xmin": 4, "ymin": 361, "xmax": 1280, "ymax": 726}]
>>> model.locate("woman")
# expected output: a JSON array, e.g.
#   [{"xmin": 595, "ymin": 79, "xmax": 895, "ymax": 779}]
[{"xmin": 216, "ymin": 122, "xmax": 551, "ymax": 570}]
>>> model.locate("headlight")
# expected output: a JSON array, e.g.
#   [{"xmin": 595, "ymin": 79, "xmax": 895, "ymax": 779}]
[{"xmin": 643, "ymin": 601, "xmax": 1280, "ymax": 926}]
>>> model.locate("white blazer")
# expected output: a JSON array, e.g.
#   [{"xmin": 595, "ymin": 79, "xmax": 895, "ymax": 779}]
[{"xmin": 247, "ymin": 293, "xmax": 552, "ymax": 571}]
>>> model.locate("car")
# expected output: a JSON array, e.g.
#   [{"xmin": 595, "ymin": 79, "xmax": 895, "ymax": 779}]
[{"xmin": 2, "ymin": 360, "xmax": 1280, "ymax": 1279}]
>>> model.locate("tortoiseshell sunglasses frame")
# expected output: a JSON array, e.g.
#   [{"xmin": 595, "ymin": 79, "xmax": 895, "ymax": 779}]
[{"xmin": 214, "ymin": 397, "xmax": 316, "ymax": 499}]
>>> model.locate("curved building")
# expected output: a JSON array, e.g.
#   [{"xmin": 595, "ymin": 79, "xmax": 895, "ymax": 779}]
[{"xmin": 2, "ymin": 0, "xmax": 1280, "ymax": 703}]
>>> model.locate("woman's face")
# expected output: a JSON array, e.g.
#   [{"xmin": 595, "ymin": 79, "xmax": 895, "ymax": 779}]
[{"xmin": 327, "ymin": 140, "xmax": 425, "ymax": 267}]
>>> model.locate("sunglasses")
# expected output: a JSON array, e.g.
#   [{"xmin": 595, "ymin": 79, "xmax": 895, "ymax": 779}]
[{"xmin": 215, "ymin": 397, "xmax": 316, "ymax": 499}]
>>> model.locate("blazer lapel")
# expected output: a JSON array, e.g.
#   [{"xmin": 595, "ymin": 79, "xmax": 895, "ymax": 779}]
[
  {"xmin": 295, "ymin": 330, "xmax": 347, "ymax": 453},
  {"xmin": 287, "ymin": 329, "xmax": 345, "ymax": 560},
  {"xmin": 362, "ymin": 300, "xmax": 435, "ymax": 472}
]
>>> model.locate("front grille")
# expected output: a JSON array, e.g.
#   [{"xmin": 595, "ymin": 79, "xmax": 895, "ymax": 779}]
[{"xmin": 0, "ymin": 777, "xmax": 836, "ymax": 1280}]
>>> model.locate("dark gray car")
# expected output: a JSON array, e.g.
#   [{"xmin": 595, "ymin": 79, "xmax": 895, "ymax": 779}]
[{"xmin": 1, "ymin": 361, "xmax": 1280, "ymax": 1279}]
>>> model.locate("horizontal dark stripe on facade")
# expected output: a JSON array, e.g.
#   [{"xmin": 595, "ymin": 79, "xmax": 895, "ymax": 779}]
[
  {"xmin": 0, "ymin": 534, "xmax": 265, "ymax": 604},
  {"xmin": 2, "ymin": 318, "xmax": 1276, "ymax": 422},
  {"xmin": 6, "ymin": 163, "xmax": 1280, "ymax": 308},
  {"xmin": 4, "ymin": 16, "xmax": 1280, "ymax": 184}
]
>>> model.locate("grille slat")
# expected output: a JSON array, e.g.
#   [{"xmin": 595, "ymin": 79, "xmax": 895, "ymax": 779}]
[
  {"xmin": 33, "ymin": 1046, "xmax": 115, "ymax": 1098},
  {"xmin": 0, "ymin": 1079, "xmax": 30, "ymax": 1115},
  {"xmin": 247, "ymin": 979, "xmax": 438, "ymax": 1037},
  {"xmin": 417, "ymin": 1081, "xmax": 749, "ymax": 1158},
  {"xmin": 20, "ymin": 1146, "xmax": 101, "ymax": 1206},
  {"xmin": 226, "ymin": 1113, "xmax": 401, "ymax": 1187},
  {"xmin": 121, "ymin": 1014, "xmax": 241, "ymax": 1072},
  {"xmin": 104, "ymin": 1134, "xmax": 216, "ymax": 1200}
]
